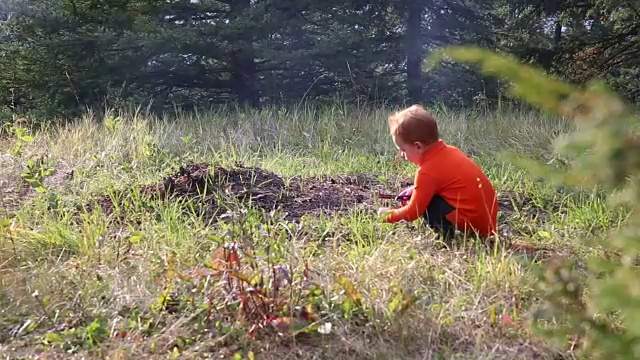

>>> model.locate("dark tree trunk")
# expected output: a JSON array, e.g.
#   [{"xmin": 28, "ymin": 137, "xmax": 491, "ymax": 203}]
[
  {"xmin": 228, "ymin": 0, "xmax": 259, "ymax": 107},
  {"xmin": 554, "ymin": 20, "xmax": 562, "ymax": 46},
  {"xmin": 405, "ymin": 0, "xmax": 424, "ymax": 104},
  {"xmin": 229, "ymin": 50, "xmax": 258, "ymax": 106}
]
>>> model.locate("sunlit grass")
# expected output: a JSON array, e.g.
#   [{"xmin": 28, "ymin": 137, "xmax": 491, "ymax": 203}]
[{"xmin": 0, "ymin": 103, "xmax": 623, "ymax": 359}]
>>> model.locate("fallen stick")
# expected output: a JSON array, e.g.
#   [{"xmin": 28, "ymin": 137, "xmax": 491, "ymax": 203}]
[{"xmin": 377, "ymin": 192, "xmax": 410, "ymax": 201}]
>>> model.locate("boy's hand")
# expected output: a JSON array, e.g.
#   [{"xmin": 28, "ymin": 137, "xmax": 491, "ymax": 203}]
[
  {"xmin": 377, "ymin": 207, "xmax": 392, "ymax": 219},
  {"xmin": 395, "ymin": 185, "xmax": 414, "ymax": 205}
]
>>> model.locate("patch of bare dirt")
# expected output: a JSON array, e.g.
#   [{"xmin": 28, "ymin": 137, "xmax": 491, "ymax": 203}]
[
  {"xmin": 0, "ymin": 154, "xmax": 35, "ymax": 217},
  {"xmin": 0, "ymin": 184, "xmax": 33, "ymax": 217},
  {"xmin": 0, "ymin": 154, "xmax": 75, "ymax": 217},
  {"xmin": 277, "ymin": 173, "xmax": 406, "ymax": 219},
  {"xmin": 42, "ymin": 161, "xmax": 74, "ymax": 191},
  {"xmin": 92, "ymin": 163, "xmax": 407, "ymax": 222},
  {"xmin": 91, "ymin": 162, "xmax": 561, "ymax": 227}
]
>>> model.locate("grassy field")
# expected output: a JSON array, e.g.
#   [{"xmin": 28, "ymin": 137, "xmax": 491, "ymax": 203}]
[{"xmin": 0, "ymin": 103, "xmax": 628, "ymax": 359}]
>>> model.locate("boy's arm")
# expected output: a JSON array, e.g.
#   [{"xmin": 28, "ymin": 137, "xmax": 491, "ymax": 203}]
[{"xmin": 385, "ymin": 170, "xmax": 437, "ymax": 223}]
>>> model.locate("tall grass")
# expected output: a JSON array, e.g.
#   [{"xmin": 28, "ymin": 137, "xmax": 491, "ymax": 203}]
[{"xmin": 0, "ymin": 101, "xmax": 623, "ymax": 359}]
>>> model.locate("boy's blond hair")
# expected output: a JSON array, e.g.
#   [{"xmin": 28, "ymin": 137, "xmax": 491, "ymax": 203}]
[{"xmin": 388, "ymin": 104, "xmax": 439, "ymax": 144}]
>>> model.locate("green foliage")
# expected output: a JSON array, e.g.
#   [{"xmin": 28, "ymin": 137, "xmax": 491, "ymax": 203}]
[
  {"xmin": 7, "ymin": 124, "xmax": 34, "ymax": 157},
  {"xmin": 0, "ymin": 99, "xmax": 633, "ymax": 358},
  {"xmin": 42, "ymin": 318, "xmax": 109, "ymax": 351},
  {"xmin": 1, "ymin": 0, "xmax": 637, "ymax": 117},
  {"xmin": 21, "ymin": 156, "xmax": 56, "ymax": 193},
  {"xmin": 427, "ymin": 45, "xmax": 640, "ymax": 358},
  {"xmin": 491, "ymin": 0, "xmax": 640, "ymax": 103}
]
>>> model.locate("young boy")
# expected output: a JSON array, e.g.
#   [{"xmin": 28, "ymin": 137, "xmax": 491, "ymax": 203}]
[{"xmin": 378, "ymin": 105, "xmax": 498, "ymax": 240}]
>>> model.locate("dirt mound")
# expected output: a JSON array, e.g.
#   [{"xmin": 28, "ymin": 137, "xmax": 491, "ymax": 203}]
[
  {"xmin": 137, "ymin": 163, "xmax": 286, "ymax": 204},
  {"xmin": 93, "ymin": 163, "xmax": 400, "ymax": 222},
  {"xmin": 91, "ymin": 163, "xmax": 555, "ymax": 228},
  {"xmin": 278, "ymin": 174, "xmax": 391, "ymax": 219}
]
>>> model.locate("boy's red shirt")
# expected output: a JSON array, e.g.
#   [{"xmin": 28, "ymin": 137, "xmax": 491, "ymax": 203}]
[{"xmin": 385, "ymin": 139, "xmax": 498, "ymax": 238}]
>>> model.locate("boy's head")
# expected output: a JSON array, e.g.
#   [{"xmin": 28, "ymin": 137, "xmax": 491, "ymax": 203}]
[{"xmin": 387, "ymin": 105, "xmax": 439, "ymax": 165}]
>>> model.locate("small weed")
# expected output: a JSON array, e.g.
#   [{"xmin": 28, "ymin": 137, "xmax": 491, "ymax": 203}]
[
  {"xmin": 7, "ymin": 124, "xmax": 34, "ymax": 158},
  {"xmin": 21, "ymin": 156, "xmax": 56, "ymax": 193}
]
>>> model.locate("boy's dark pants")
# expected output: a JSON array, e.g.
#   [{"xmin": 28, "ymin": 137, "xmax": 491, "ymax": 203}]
[{"xmin": 423, "ymin": 194, "xmax": 457, "ymax": 240}]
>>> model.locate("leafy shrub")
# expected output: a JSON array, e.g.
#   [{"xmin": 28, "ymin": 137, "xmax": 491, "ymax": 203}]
[{"xmin": 427, "ymin": 46, "xmax": 640, "ymax": 359}]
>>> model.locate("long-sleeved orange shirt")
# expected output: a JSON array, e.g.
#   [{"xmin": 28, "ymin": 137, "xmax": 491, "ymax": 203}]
[{"xmin": 386, "ymin": 139, "xmax": 498, "ymax": 238}]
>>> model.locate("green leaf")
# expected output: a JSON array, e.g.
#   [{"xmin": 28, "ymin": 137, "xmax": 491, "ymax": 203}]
[
  {"xmin": 19, "ymin": 135, "xmax": 34, "ymax": 142},
  {"xmin": 44, "ymin": 332, "xmax": 64, "ymax": 344}
]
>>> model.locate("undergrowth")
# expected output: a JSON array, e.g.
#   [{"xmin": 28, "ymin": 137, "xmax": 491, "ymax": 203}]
[{"xmin": 0, "ymin": 57, "xmax": 635, "ymax": 359}]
